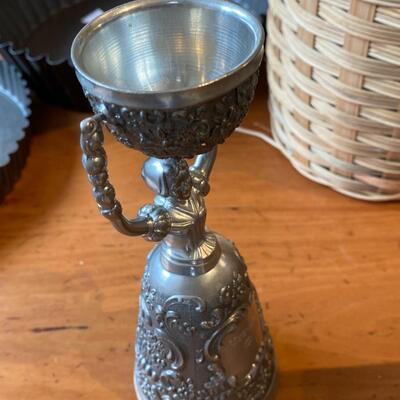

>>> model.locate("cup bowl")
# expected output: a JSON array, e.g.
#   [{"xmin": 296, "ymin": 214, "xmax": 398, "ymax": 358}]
[{"xmin": 72, "ymin": 0, "xmax": 264, "ymax": 158}]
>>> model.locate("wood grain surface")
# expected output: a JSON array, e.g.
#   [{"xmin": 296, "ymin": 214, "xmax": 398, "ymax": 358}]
[{"xmin": 0, "ymin": 86, "xmax": 399, "ymax": 399}]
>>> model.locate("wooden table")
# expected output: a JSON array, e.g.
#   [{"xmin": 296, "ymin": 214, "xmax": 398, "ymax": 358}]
[{"xmin": 1, "ymin": 86, "xmax": 399, "ymax": 400}]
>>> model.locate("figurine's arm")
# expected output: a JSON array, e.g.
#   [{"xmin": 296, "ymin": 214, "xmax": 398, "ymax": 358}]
[
  {"xmin": 80, "ymin": 115, "xmax": 170, "ymax": 240},
  {"xmin": 192, "ymin": 147, "xmax": 217, "ymax": 180},
  {"xmin": 190, "ymin": 147, "xmax": 217, "ymax": 195}
]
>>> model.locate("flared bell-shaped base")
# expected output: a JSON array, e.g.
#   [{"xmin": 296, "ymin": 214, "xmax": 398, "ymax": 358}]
[{"xmin": 134, "ymin": 234, "xmax": 276, "ymax": 399}]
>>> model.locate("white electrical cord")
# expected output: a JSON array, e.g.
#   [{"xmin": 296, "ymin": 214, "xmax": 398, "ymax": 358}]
[
  {"xmin": 236, "ymin": 126, "xmax": 400, "ymax": 202},
  {"xmin": 236, "ymin": 126, "xmax": 280, "ymax": 150}
]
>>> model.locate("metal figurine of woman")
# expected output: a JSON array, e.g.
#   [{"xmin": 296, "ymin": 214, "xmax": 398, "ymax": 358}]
[
  {"xmin": 132, "ymin": 149, "xmax": 276, "ymax": 399},
  {"xmin": 80, "ymin": 100, "xmax": 276, "ymax": 400}
]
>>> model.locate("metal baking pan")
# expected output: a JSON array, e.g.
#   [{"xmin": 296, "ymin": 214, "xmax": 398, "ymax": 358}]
[
  {"xmin": 230, "ymin": 0, "xmax": 268, "ymax": 20},
  {"xmin": 0, "ymin": 60, "xmax": 31, "ymax": 203},
  {"xmin": 0, "ymin": 0, "xmax": 128, "ymax": 111}
]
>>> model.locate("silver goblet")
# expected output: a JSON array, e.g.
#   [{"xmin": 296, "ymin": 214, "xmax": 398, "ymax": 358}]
[{"xmin": 71, "ymin": 1, "xmax": 276, "ymax": 398}]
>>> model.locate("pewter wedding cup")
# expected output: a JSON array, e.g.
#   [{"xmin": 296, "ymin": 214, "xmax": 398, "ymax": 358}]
[{"xmin": 72, "ymin": 0, "xmax": 276, "ymax": 398}]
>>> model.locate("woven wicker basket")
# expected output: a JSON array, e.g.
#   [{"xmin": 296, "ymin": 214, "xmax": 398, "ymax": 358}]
[{"xmin": 267, "ymin": 0, "xmax": 400, "ymax": 201}]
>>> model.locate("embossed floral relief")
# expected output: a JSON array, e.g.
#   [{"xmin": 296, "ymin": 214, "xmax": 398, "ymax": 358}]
[
  {"xmin": 135, "ymin": 269, "xmax": 275, "ymax": 399},
  {"xmin": 85, "ymin": 73, "xmax": 259, "ymax": 158}
]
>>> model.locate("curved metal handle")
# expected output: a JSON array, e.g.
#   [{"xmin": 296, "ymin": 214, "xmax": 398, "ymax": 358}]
[{"xmin": 80, "ymin": 115, "xmax": 153, "ymax": 237}]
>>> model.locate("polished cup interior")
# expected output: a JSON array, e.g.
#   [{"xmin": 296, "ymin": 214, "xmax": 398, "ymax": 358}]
[{"xmin": 77, "ymin": 1, "xmax": 260, "ymax": 93}]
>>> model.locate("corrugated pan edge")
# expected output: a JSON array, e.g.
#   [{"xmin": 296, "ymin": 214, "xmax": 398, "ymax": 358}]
[
  {"xmin": 0, "ymin": 61, "xmax": 32, "ymax": 203},
  {"xmin": 0, "ymin": 0, "xmax": 93, "ymax": 111}
]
